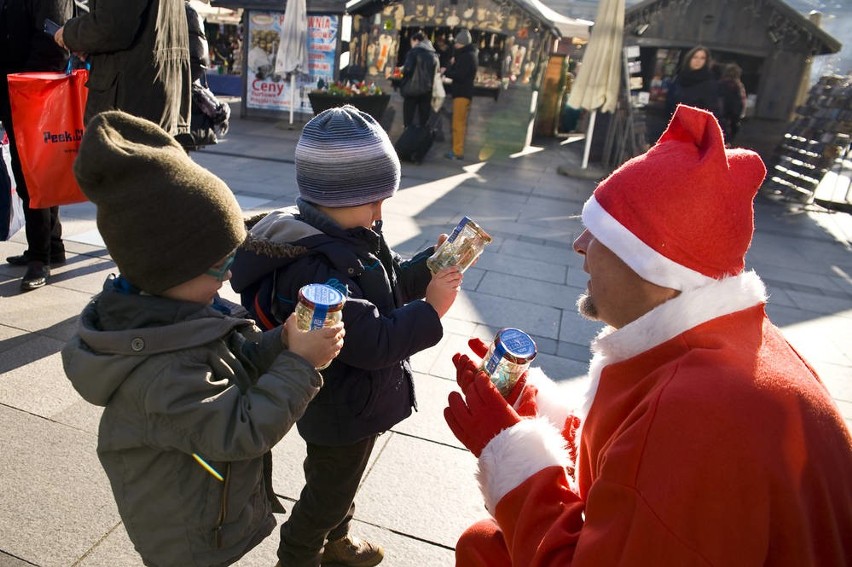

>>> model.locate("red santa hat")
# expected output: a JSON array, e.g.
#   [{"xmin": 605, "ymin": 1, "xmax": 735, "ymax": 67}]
[{"xmin": 581, "ymin": 105, "xmax": 767, "ymax": 290}]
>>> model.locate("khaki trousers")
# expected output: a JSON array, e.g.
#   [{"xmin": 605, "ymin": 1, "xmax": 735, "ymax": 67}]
[{"xmin": 452, "ymin": 96, "xmax": 472, "ymax": 157}]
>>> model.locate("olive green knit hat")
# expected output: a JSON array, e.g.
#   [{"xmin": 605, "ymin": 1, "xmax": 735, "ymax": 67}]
[{"xmin": 73, "ymin": 110, "xmax": 246, "ymax": 294}]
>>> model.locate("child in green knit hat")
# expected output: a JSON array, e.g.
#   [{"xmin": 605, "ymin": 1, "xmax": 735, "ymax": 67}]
[{"xmin": 62, "ymin": 110, "xmax": 345, "ymax": 566}]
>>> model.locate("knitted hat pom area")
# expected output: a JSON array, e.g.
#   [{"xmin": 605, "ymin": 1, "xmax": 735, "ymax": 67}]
[
  {"xmin": 295, "ymin": 105, "xmax": 401, "ymax": 208},
  {"xmin": 454, "ymin": 29, "xmax": 472, "ymax": 46},
  {"xmin": 73, "ymin": 111, "xmax": 246, "ymax": 295},
  {"xmin": 581, "ymin": 104, "xmax": 767, "ymax": 292}
]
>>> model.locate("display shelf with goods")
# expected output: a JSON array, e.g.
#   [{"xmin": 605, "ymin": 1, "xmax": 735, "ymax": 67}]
[{"xmin": 764, "ymin": 74, "xmax": 852, "ymax": 213}]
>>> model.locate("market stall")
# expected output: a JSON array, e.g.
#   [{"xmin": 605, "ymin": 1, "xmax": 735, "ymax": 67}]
[
  {"xmin": 623, "ymin": 0, "xmax": 840, "ymax": 125},
  {"xmin": 345, "ymin": 0, "xmax": 590, "ymax": 156}
]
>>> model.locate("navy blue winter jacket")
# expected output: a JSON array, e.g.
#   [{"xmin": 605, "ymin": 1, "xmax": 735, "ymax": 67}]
[{"xmin": 230, "ymin": 199, "xmax": 443, "ymax": 446}]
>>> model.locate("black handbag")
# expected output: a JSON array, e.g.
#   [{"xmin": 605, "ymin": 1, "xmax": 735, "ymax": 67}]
[
  {"xmin": 181, "ymin": 80, "xmax": 231, "ymax": 150},
  {"xmin": 399, "ymin": 55, "xmax": 432, "ymax": 97}
]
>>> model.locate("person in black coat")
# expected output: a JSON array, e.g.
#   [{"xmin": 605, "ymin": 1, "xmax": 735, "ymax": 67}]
[
  {"xmin": 400, "ymin": 30, "xmax": 437, "ymax": 128},
  {"xmin": 443, "ymin": 28, "xmax": 478, "ymax": 160},
  {"xmin": 0, "ymin": 0, "xmax": 72, "ymax": 291},
  {"xmin": 185, "ymin": 0, "xmax": 209, "ymax": 83},
  {"xmin": 718, "ymin": 63, "xmax": 747, "ymax": 144},
  {"xmin": 665, "ymin": 46, "xmax": 720, "ymax": 119},
  {"xmin": 229, "ymin": 106, "xmax": 462, "ymax": 567}
]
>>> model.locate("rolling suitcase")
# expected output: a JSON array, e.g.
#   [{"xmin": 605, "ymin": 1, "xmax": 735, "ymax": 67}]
[{"xmin": 395, "ymin": 124, "xmax": 434, "ymax": 164}]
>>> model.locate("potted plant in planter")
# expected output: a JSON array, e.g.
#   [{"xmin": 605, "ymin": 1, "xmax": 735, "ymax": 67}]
[{"xmin": 308, "ymin": 80, "xmax": 391, "ymax": 121}]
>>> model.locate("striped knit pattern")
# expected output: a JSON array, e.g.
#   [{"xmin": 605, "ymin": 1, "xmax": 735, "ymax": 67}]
[{"xmin": 295, "ymin": 105, "xmax": 400, "ymax": 207}]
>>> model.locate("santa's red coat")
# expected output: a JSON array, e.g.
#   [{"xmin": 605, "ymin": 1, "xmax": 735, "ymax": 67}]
[{"xmin": 457, "ymin": 272, "xmax": 852, "ymax": 566}]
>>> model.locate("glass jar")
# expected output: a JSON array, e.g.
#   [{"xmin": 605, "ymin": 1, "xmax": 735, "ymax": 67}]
[
  {"xmin": 480, "ymin": 328, "xmax": 537, "ymax": 398},
  {"xmin": 426, "ymin": 216, "xmax": 493, "ymax": 275},
  {"xmin": 295, "ymin": 283, "xmax": 346, "ymax": 331},
  {"xmin": 294, "ymin": 284, "xmax": 346, "ymax": 371}
]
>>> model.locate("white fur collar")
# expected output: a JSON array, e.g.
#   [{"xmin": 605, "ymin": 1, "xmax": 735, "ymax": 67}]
[
  {"xmin": 590, "ymin": 270, "xmax": 766, "ymax": 364},
  {"xmin": 573, "ymin": 271, "xmax": 767, "ymax": 478}
]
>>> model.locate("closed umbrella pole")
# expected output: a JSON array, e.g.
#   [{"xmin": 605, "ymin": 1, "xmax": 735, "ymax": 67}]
[
  {"xmin": 567, "ymin": 0, "xmax": 625, "ymax": 169},
  {"xmin": 276, "ymin": 0, "xmax": 308, "ymax": 125},
  {"xmin": 581, "ymin": 110, "xmax": 597, "ymax": 169}
]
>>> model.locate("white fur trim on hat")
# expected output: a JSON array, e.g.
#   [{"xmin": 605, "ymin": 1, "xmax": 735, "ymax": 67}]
[{"xmin": 582, "ymin": 195, "xmax": 715, "ymax": 291}]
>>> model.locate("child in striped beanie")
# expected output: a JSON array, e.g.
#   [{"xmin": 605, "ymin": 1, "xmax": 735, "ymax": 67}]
[{"xmin": 230, "ymin": 105, "xmax": 463, "ymax": 567}]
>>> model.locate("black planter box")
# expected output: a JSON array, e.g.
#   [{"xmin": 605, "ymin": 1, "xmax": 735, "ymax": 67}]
[{"xmin": 307, "ymin": 93, "xmax": 391, "ymax": 121}]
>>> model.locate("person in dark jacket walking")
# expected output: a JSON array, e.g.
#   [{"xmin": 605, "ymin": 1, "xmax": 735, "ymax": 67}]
[
  {"xmin": 443, "ymin": 28, "xmax": 477, "ymax": 160},
  {"xmin": 718, "ymin": 63, "xmax": 747, "ymax": 144},
  {"xmin": 62, "ymin": 110, "xmax": 344, "ymax": 566},
  {"xmin": 400, "ymin": 30, "xmax": 437, "ymax": 128},
  {"xmin": 176, "ymin": 0, "xmax": 230, "ymax": 151},
  {"xmin": 53, "ymin": 0, "xmax": 191, "ymax": 137},
  {"xmin": 229, "ymin": 106, "xmax": 463, "ymax": 567},
  {"xmin": 1, "ymin": 0, "xmax": 72, "ymax": 291},
  {"xmin": 665, "ymin": 46, "xmax": 720, "ymax": 119},
  {"xmin": 185, "ymin": 0, "xmax": 209, "ymax": 83}
]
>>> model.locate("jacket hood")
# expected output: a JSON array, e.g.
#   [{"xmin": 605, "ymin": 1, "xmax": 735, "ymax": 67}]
[
  {"xmin": 230, "ymin": 201, "xmax": 382, "ymax": 293},
  {"xmin": 62, "ymin": 278, "xmax": 254, "ymax": 406},
  {"xmin": 230, "ymin": 207, "xmax": 319, "ymax": 292},
  {"xmin": 412, "ymin": 40, "xmax": 436, "ymax": 53}
]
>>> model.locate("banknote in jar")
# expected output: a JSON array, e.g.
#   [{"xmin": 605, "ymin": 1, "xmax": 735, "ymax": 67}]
[
  {"xmin": 480, "ymin": 327, "xmax": 537, "ymax": 398},
  {"xmin": 427, "ymin": 216, "xmax": 493, "ymax": 274}
]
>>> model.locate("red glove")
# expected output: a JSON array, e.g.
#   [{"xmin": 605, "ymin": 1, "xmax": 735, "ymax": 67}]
[
  {"xmin": 467, "ymin": 337, "xmax": 489, "ymax": 358},
  {"xmin": 512, "ymin": 380, "xmax": 538, "ymax": 417},
  {"xmin": 444, "ymin": 369, "xmax": 523, "ymax": 457},
  {"xmin": 453, "ymin": 342, "xmax": 536, "ymax": 411}
]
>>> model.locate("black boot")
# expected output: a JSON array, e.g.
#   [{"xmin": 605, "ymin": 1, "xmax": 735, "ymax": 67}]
[
  {"xmin": 7, "ymin": 251, "xmax": 66, "ymax": 266},
  {"xmin": 20, "ymin": 261, "xmax": 49, "ymax": 291}
]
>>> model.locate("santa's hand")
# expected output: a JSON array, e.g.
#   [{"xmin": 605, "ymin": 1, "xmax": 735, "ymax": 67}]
[
  {"xmin": 467, "ymin": 337, "xmax": 489, "ymax": 358},
  {"xmin": 451, "ymin": 352, "xmax": 481, "ymax": 391},
  {"xmin": 444, "ymin": 370, "xmax": 522, "ymax": 457},
  {"xmin": 506, "ymin": 376, "xmax": 539, "ymax": 418},
  {"xmin": 450, "ymin": 338, "xmax": 490, "ymax": 380}
]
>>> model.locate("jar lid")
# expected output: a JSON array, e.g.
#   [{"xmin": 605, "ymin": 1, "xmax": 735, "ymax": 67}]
[
  {"xmin": 451, "ymin": 216, "xmax": 493, "ymax": 244},
  {"xmin": 299, "ymin": 284, "xmax": 346, "ymax": 311},
  {"xmin": 494, "ymin": 328, "xmax": 537, "ymax": 364}
]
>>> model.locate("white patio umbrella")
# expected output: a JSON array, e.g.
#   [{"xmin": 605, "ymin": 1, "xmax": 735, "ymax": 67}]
[
  {"xmin": 567, "ymin": 0, "xmax": 625, "ymax": 169},
  {"xmin": 275, "ymin": 0, "xmax": 308, "ymax": 125}
]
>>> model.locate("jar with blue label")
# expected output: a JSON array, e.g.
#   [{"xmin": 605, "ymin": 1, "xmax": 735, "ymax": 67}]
[
  {"xmin": 295, "ymin": 284, "xmax": 346, "ymax": 369},
  {"xmin": 426, "ymin": 216, "xmax": 493, "ymax": 274},
  {"xmin": 480, "ymin": 328, "xmax": 537, "ymax": 398}
]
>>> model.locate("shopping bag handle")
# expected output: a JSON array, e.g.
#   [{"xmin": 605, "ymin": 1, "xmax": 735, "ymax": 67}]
[{"xmin": 65, "ymin": 54, "xmax": 90, "ymax": 73}]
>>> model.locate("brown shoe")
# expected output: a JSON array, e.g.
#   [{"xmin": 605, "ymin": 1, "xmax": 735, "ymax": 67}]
[{"xmin": 321, "ymin": 535, "xmax": 384, "ymax": 567}]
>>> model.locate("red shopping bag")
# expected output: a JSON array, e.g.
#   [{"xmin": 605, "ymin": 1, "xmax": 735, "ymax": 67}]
[{"xmin": 7, "ymin": 69, "xmax": 88, "ymax": 208}]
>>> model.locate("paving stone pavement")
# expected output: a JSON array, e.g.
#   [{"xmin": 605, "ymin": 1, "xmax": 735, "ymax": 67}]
[{"xmin": 1, "ymin": 110, "xmax": 850, "ymax": 567}]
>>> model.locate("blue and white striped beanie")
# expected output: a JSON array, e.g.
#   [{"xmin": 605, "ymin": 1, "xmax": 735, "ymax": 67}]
[{"xmin": 295, "ymin": 105, "xmax": 400, "ymax": 207}]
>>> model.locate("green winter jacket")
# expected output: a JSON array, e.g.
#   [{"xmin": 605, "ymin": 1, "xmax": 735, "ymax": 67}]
[{"xmin": 62, "ymin": 277, "xmax": 321, "ymax": 566}]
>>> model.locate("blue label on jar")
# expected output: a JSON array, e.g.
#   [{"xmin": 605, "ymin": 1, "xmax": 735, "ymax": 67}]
[
  {"xmin": 447, "ymin": 216, "xmax": 472, "ymax": 244},
  {"xmin": 484, "ymin": 341, "xmax": 507, "ymax": 375},
  {"xmin": 310, "ymin": 304, "xmax": 329, "ymax": 330}
]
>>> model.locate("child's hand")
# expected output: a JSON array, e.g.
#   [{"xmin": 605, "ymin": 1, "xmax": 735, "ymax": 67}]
[
  {"xmin": 282, "ymin": 313, "xmax": 345, "ymax": 369},
  {"xmin": 426, "ymin": 266, "xmax": 462, "ymax": 318},
  {"xmin": 435, "ymin": 233, "xmax": 449, "ymax": 248}
]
